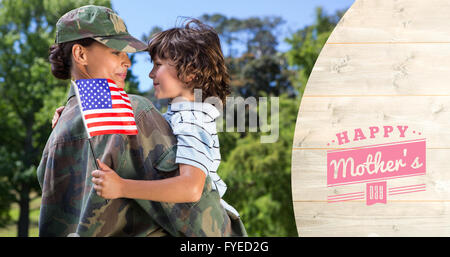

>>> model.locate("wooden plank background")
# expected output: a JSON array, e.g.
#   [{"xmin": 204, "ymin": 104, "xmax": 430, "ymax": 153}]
[{"xmin": 291, "ymin": 0, "xmax": 450, "ymax": 236}]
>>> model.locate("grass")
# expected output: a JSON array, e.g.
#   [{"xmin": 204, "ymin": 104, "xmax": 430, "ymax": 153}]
[{"xmin": 0, "ymin": 196, "xmax": 40, "ymax": 237}]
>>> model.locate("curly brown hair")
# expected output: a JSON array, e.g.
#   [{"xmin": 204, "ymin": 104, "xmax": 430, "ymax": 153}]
[{"xmin": 147, "ymin": 18, "xmax": 231, "ymax": 104}]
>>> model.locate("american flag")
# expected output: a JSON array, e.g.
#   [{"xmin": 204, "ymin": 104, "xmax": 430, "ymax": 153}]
[{"xmin": 73, "ymin": 78, "xmax": 138, "ymax": 137}]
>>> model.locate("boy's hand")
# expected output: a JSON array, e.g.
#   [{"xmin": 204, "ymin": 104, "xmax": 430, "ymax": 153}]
[
  {"xmin": 52, "ymin": 106, "xmax": 65, "ymax": 129},
  {"xmin": 91, "ymin": 159, "xmax": 124, "ymax": 199}
]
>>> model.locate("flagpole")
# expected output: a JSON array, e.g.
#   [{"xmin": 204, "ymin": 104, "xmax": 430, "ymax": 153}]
[{"xmin": 88, "ymin": 140, "xmax": 99, "ymax": 170}]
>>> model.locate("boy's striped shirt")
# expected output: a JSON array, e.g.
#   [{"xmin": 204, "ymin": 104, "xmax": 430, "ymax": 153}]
[{"xmin": 163, "ymin": 101, "xmax": 226, "ymax": 194}]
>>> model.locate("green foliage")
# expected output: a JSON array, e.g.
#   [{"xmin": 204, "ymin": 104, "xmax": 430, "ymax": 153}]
[
  {"xmin": 219, "ymin": 96, "xmax": 299, "ymax": 236},
  {"xmin": 200, "ymin": 15, "xmax": 296, "ymax": 98},
  {"xmin": 201, "ymin": 14, "xmax": 284, "ymax": 58},
  {"xmin": 124, "ymin": 54, "xmax": 142, "ymax": 96},
  {"xmin": 227, "ymin": 53, "xmax": 296, "ymax": 98},
  {"xmin": 141, "ymin": 26, "xmax": 163, "ymax": 44}
]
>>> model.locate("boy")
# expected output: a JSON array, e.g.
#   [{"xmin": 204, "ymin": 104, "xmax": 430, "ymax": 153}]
[{"xmin": 91, "ymin": 19, "xmax": 247, "ymax": 236}]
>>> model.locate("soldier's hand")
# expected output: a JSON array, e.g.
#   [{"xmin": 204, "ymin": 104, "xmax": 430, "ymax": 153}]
[
  {"xmin": 52, "ymin": 106, "xmax": 65, "ymax": 129},
  {"xmin": 91, "ymin": 159, "xmax": 124, "ymax": 199}
]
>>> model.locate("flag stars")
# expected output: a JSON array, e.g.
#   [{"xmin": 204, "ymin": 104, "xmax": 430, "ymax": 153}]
[{"xmin": 76, "ymin": 79, "xmax": 113, "ymax": 111}]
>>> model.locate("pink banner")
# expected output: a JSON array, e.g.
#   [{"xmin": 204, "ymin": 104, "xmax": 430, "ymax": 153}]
[{"xmin": 327, "ymin": 139, "xmax": 426, "ymax": 187}]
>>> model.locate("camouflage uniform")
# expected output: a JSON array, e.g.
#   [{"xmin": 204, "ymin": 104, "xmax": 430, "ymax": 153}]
[
  {"xmin": 38, "ymin": 5, "xmax": 247, "ymax": 236},
  {"xmin": 37, "ymin": 85, "xmax": 247, "ymax": 236}
]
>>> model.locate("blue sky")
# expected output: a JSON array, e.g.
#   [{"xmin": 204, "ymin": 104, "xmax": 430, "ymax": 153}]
[{"xmin": 110, "ymin": 0, "xmax": 355, "ymax": 92}]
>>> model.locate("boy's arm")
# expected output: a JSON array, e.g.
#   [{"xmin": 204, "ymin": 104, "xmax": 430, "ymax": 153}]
[{"xmin": 93, "ymin": 161, "xmax": 206, "ymax": 202}]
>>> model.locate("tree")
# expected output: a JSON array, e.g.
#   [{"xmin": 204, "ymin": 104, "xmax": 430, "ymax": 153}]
[
  {"xmin": 239, "ymin": 16, "xmax": 284, "ymax": 58},
  {"xmin": 285, "ymin": 7, "xmax": 345, "ymax": 97},
  {"xmin": 0, "ymin": 0, "xmax": 111, "ymax": 237},
  {"xmin": 199, "ymin": 15, "xmax": 295, "ymax": 98},
  {"xmin": 200, "ymin": 14, "xmax": 241, "ymax": 58},
  {"xmin": 228, "ymin": 53, "xmax": 296, "ymax": 98},
  {"xmin": 219, "ymin": 95, "xmax": 299, "ymax": 236},
  {"xmin": 141, "ymin": 26, "xmax": 163, "ymax": 44},
  {"xmin": 124, "ymin": 54, "xmax": 143, "ymax": 96},
  {"xmin": 201, "ymin": 14, "xmax": 284, "ymax": 59}
]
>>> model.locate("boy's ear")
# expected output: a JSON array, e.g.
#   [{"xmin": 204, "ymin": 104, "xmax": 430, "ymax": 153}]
[
  {"xmin": 72, "ymin": 44, "xmax": 89, "ymax": 66},
  {"xmin": 185, "ymin": 74, "xmax": 196, "ymax": 83}
]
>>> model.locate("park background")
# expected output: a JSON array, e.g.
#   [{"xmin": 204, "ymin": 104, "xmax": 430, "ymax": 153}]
[{"xmin": 0, "ymin": 0, "xmax": 353, "ymax": 237}]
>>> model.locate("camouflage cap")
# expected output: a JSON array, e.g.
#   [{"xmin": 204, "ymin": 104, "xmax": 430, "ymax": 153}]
[{"xmin": 55, "ymin": 5, "xmax": 147, "ymax": 53}]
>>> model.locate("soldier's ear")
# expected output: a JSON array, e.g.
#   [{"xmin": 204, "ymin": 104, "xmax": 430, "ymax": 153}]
[{"xmin": 72, "ymin": 44, "xmax": 89, "ymax": 66}]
